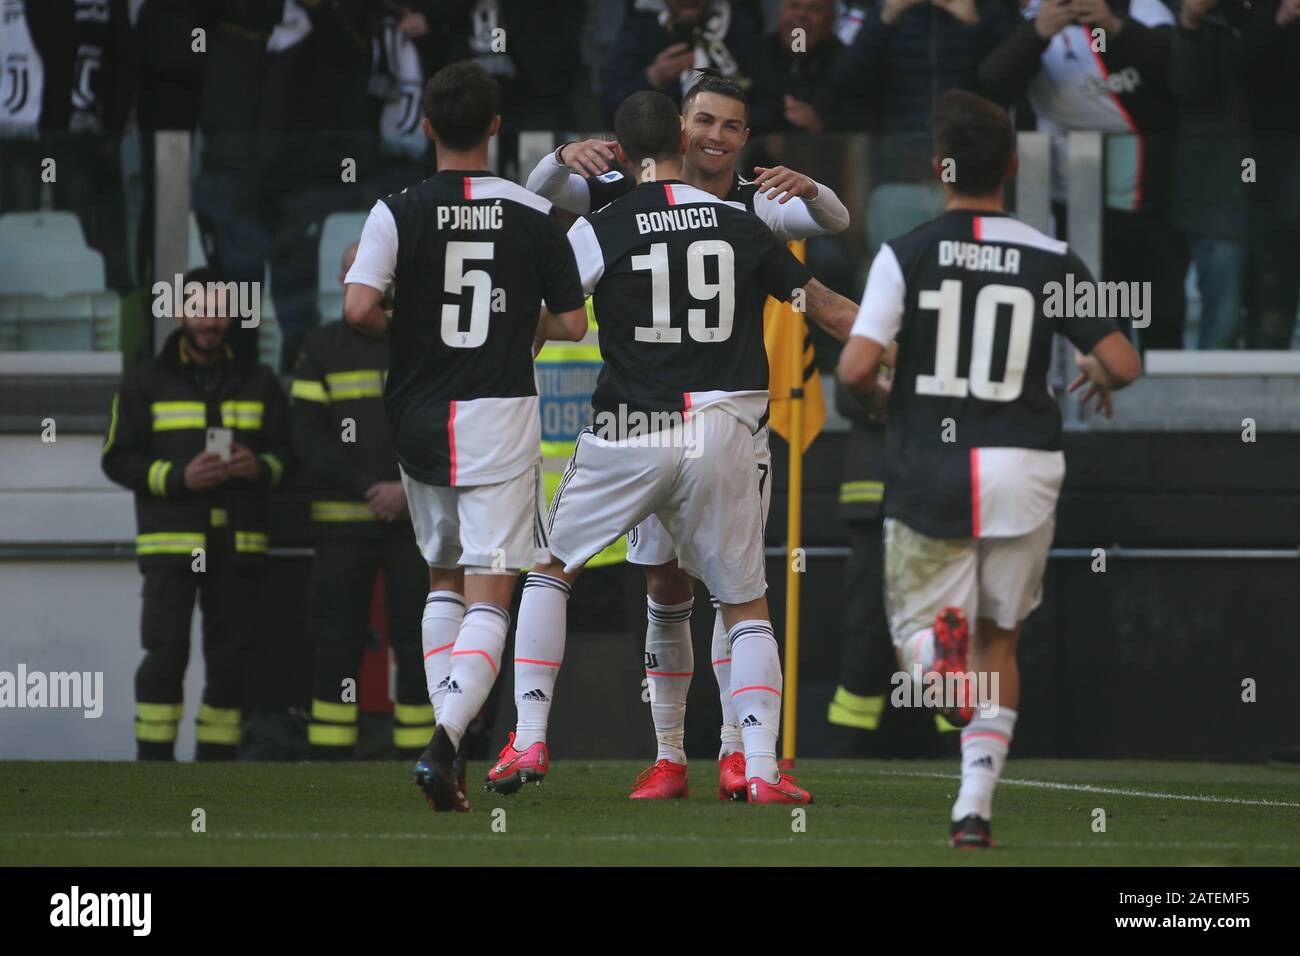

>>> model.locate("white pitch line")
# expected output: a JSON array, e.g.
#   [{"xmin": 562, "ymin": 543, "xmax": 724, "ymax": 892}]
[
  {"xmin": 874, "ymin": 770, "xmax": 1300, "ymax": 808},
  {"xmin": 3, "ymin": 831, "xmax": 1297, "ymax": 852}
]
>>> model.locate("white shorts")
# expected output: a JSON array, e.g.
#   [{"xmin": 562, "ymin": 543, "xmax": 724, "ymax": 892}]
[
  {"xmin": 626, "ymin": 427, "xmax": 772, "ymax": 567},
  {"xmin": 547, "ymin": 408, "xmax": 766, "ymax": 604},
  {"xmin": 882, "ymin": 515, "xmax": 1054, "ymax": 645},
  {"xmin": 400, "ymin": 462, "xmax": 550, "ymax": 573}
]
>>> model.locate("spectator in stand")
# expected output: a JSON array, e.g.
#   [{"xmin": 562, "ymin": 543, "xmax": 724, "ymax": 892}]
[
  {"xmin": 765, "ymin": 0, "xmax": 868, "ymax": 132},
  {"xmin": 421, "ymin": 0, "xmax": 586, "ymax": 178},
  {"xmin": 1240, "ymin": 0, "xmax": 1300, "ymax": 349},
  {"xmin": 601, "ymin": 0, "xmax": 780, "ymax": 130},
  {"xmin": 817, "ymin": 0, "xmax": 1018, "ymax": 152},
  {"xmin": 0, "ymin": 0, "xmax": 133, "ymax": 292},
  {"xmin": 192, "ymin": 0, "xmax": 373, "ymax": 372},
  {"xmin": 979, "ymin": 0, "xmax": 1187, "ymax": 350},
  {"xmin": 1169, "ymin": 0, "xmax": 1251, "ymax": 349}
]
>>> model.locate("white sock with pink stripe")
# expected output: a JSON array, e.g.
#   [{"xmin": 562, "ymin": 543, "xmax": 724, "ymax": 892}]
[
  {"xmin": 437, "ymin": 602, "xmax": 510, "ymax": 750},
  {"xmin": 421, "ymin": 590, "xmax": 464, "ymax": 723},
  {"xmin": 900, "ymin": 627, "xmax": 937, "ymax": 683},
  {"xmin": 646, "ymin": 597, "xmax": 694, "ymax": 764},
  {"xmin": 513, "ymin": 572, "xmax": 570, "ymax": 749},
  {"xmin": 711, "ymin": 608, "xmax": 742, "ymax": 758},
  {"xmin": 952, "ymin": 707, "xmax": 1017, "ymax": 822},
  {"xmin": 728, "ymin": 619, "xmax": 782, "ymax": 784}
]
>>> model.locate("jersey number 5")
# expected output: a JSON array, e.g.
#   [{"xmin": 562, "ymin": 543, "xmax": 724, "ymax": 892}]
[
  {"xmin": 916, "ymin": 280, "xmax": 1034, "ymax": 402},
  {"xmin": 441, "ymin": 241, "xmax": 494, "ymax": 348},
  {"xmin": 631, "ymin": 240, "xmax": 735, "ymax": 344}
]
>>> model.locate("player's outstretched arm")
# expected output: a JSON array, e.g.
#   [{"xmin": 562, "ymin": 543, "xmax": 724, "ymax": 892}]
[
  {"xmin": 798, "ymin": 277, "xmax": 860, "ymax": 343},
  {"xmin": 1067, "ymin": 330, "xmax": 1142, "ymax": 418},
  {"xmin": 838, "ymin": 335, "xmax": 886, "ymax": 396},
  {"xmin": 535, "ymin": 305, "xmax": 588, "ymax": 344},
  {"xmin": 343, "ymin": 283, "xmax": 389, "ymax": 338},
  {"xmin": 520, "ymin": 143, "xmax": 600, "ymax": 214},
  {"xmin": 752, "ymin": 166, "xmax": 851, "ymax": 239}
]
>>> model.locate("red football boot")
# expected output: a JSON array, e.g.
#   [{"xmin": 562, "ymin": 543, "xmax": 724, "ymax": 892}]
[
  {"xmin": 717, "ymin": 751, "xmax": 747, "ymax": 801},
  {"xmin": 931, "ymin": 606, "xmax": 974, "ymax": 727},
  {"xmin": 483, "ymin": 731, "xmax": 549, "ymax": 795},
  {"xmin": 629, "ymin": 759, "xmax": 689, "ymax": 800},
  {"xmin": 747, "ymin": 771, "xmax": 813, "ymax": 805}
]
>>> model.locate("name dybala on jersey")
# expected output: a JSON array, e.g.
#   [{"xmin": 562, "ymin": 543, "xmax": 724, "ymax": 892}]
[
  {"xmin": 566, "ymin": 179, "xmax": 813, "ymax": 432},
  {"xmin": 346, "ymin": 170, "xmax": 585, "ymax": 487},
  {"xmin": 852, "ymin": 210, "xmax": 1119, "ymax": 539}
]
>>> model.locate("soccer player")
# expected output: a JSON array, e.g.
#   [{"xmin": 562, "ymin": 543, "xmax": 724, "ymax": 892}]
[
  {"xmin": 343, "ymin": 61, "xmax": 589, "ymax": 813},
  {"xmin": 527, "ymin": 74, "xmax": 851, "ymax": 800},
  {"xmin": 487, "ymin": 90, "xmax": 862, "ymax": 806},
  {"xmin": 838, "ymin": 90, "xmax": 1141, "ymax": 847}
]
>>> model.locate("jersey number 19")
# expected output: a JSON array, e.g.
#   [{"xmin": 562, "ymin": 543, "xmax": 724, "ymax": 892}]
[{"xmin": 631, "ymin": 240, "xmax": 735, "ymax": 344}]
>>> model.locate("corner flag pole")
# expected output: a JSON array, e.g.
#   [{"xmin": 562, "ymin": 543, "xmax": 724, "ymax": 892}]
[{"xmin": 781, "ymin": 299, "xmax": 804, "ymax": 766}]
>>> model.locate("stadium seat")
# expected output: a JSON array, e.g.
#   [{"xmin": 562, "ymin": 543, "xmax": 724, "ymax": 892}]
[
  {"xmin": 318, "ymin": 212, "xmax": 367, "ymax": 324},
  {"xmin": 11, "ymin": 294, "xmax": 96, "ymax": 351},
  {"xmin": 0, "ymin": 211, "xmax": 106, "ymax": 295},
  {"xmin": 865, "ymin": 183, "xmax": 947, "ymax": 256}
]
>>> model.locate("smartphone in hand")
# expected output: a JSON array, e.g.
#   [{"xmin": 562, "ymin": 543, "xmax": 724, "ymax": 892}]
[{"xmin": 205, "ymin": 427, "xmax": 233, "ymax": 462}]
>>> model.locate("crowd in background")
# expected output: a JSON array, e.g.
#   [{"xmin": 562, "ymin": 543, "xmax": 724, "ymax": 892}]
[{"xmin": 1, "ymin": 0, "xmax": 1298, "ymax": 363}]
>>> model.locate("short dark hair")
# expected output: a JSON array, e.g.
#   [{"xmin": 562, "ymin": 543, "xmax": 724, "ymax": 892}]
[
  {"xmin": 682, "ymin": 72, "xmax": 749, "ymax": 123},
  {"xmin": 930, "ymin": 90, "xmax": 1015, "ymax": 197},
  {"xmin": 422, "ymin": 61, "xmax": 500, "ymax": 150},
  {"xmin": 614, "ymin": 90, "xmax": 683, "ymax": 167}
]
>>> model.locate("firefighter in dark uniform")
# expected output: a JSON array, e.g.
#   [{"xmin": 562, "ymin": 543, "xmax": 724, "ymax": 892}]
[
  {"xmin": 827, "ymin": 374, "xmax": 960, "ymax": 753},
  {"xmin": 102, "ymin": 268, "xmax": 295, "ymax": 761},
  {"xmin": 291, "ymin": 243, "xmax": 431, "ymax": 760}
]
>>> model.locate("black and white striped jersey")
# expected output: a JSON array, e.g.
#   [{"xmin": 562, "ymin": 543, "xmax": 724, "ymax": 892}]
[
  {"xmin": 347, "ymin": 170, "xmax": 585, "ymax": 487},
  {"xmin": 566, "ymin": 178, "xmax": 813, "ymax": 433},
  {"xmin": 851, "ymin": 209, "xmax": 1119, "ymax": 539}
]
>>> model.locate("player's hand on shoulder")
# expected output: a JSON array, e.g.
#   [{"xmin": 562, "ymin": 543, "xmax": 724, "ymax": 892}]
[
  {"xmin": 754, "ymin": 166, "xmax": 817, "ymax": 204},
  {"xmin": 560, "ymin": 139, "xmax": 618, "ymax": 179}
]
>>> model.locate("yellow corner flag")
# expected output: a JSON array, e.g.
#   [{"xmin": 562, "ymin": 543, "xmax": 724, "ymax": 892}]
[{"xmin": 764, "ymin": 240, "xmax": 825, "ymax": 452}]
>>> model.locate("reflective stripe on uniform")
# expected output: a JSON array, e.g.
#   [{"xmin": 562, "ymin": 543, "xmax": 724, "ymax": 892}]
[
  {"xmin": 198, "ymin": 703, "xmax": 241, "ymax": 726},
  {"xmin": 839, "ymin": 480, "xmax": 884, "ymax": 504},
  {"xmin": 148, "ymin": 460, "xmax": 172, "ymax": 497},
  {"xmin": 827, "ymin": 686, "xmax": 884, "ymax": 730},
  {"xmin": 103, "ymin": 393, "xmax": 121, "ymax": 453},
  {"xmin": 311, "ymin": 699, "xmax": 357, "ymax": 724},
  {"xmin": 393, "ymin": 725, "xmax": 433, "ymax": 749},
  {"xmin": 325, "ymin": 369, "xmax": 384, "ymax": 400},
  {"xmin": 235, "ymin": 531, "xmax": 268, "ymax": 553},
  {"xmin": 310, "ymin": 501, "xmax": 378, "ymax": 522},
  {"xmin": 137, "ymin": 702, "xmax": 183, "ymax": 723},
  {"xmin": 136, "ymin": 532, "xmax": 206, "ymax": 555},
  {"xmin": 291, "ymin": 379, "xmax": 329, "ymax": 403},
  {"xmin": 210, "ymin": 508, "xmax": 227, "ymax": 527},
  {"xmin": 221, "ymin": 400, "xmax": 264, "ymax": 430},
  {"xmin": 135, "ymin": 719, "xmax": 179, "ymax": 742},
  {"xmin": 259, "ymin": 453, "xmax": 284, "ymax": 487},
  {"xmin": 308, "ymin": 723, "xmax": 359, "ymax": 746},
  {"xmin": 935, "ymin": 712, "xmax": 960, "ymax": 733},
  {"xmin": 151, "ymin": 401, "xmax": 207, "ymax": 431},
  {"xmin": 393, "ymin": 702, "xmax": 434, "ymax": 726},
  {"xmin": 195, "ymin": 722, "xmax": 241, "ymax": 744}
]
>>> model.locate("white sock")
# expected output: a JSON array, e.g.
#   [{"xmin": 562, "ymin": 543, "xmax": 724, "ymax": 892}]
[
  {"xmin": 421, "ymin": 590, "xmax": 464, "ymax": 723},
  {"xmin": 901, "ymin": 627, "xmax": 937, "ymax": 682},
  {"xmin": 952, "ymin": 707, "xmax": 1017, "ymax": 822},
  {"xmin": 711, "ymin": 606, "xmax": 742, "ymax": 758},
  {"xmin": 728, "ymin": 619, "xmax": 782, "ymax": 784},
  {"xmin": 437, "ymin": 603, "xmax": 510, "ymax": 750},
  {"xmin": 513, "ymin": 572, "xmax": 569, "ymax": 749},
  {"xmin": 645, "ymin": 597, "xmax": 693, "ymax": 764}
]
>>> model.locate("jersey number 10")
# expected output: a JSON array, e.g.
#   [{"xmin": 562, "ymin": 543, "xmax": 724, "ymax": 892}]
[
  {"xmin": 631, "ymin": 240, "xmax": 735, "ymax": 344},
  {"xmin": 916, "ymin": 279, "xmax": 1034, "ymax": 402}
]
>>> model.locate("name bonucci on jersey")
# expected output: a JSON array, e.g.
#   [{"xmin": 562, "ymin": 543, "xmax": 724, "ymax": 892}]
[{"xmin": 636, "ymin": 207, "xmax": 719, "ymax": 234}]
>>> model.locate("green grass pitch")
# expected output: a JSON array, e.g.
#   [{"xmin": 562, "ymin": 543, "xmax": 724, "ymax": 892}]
[{"xmin": 3, "ymin": 759, "xmax": 1297, "ymax": 866}]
